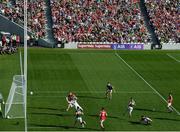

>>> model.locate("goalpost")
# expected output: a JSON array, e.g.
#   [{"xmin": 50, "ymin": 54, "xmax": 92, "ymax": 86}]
[
  {"xmin": 4, "ymin": 0, "xmax": 28, "ymax": 131},
  {"xmin": 5, "ymin": 75, "xmax": 25, "ymax": 119}
]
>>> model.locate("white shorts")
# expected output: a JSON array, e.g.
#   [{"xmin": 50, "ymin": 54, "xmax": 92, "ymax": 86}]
[
  {"xmin": 76, "ymin": 117, "xmax": 83, "ymax": 123},
  {"xmin": 69, "ymin": 100, "xmax": 76, "ymax": 107},
  {"xmin": 69, "ymin": 100, "xmax": 83, "ymax": 111},
  {"xmin": 128, "ymin": 106, "xmax": 133, "ymax": 113},
  {"xmin": 167, "ymin": 103, "xmax": 172, "ymax": 107},
  {"xmin": 107, "ymin": 89, "xmax": 112, "ymax": 93}
]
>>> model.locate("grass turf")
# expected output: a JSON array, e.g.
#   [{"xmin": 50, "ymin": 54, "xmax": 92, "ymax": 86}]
[{"xmin": 0, "ymin": 48, "xmax": 180, "ymax": 131}]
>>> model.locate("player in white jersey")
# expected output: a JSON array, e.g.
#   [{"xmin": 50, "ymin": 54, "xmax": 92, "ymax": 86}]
[
  {"xmin": 74, "ymin": 107, "xmax": 86, "ymax": 128},
  {"xmin": 140, "ymin": 115, "xmax": 152, "ymax": 125},
  {"xmin": 128, "ymin": 97, "xmax": 136, "ymax": 117}
]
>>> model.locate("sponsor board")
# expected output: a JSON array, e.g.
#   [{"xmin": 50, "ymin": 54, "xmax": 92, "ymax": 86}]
[
  {"xmin": 111, "ymin": 44, "xmax": 144, "ymax": 50},
  {"xmin": 78, "ymin": 44, "xmax": 111, "ymax": 49}
]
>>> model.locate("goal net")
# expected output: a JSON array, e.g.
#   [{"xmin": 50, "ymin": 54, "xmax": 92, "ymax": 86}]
[{"xmin": 5, "ymin": 75, "xmax": 25, "ymax": 119}]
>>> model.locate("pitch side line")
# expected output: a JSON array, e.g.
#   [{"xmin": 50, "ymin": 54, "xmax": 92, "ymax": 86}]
[
  {"xmin": 166, "ymin": 53, "xmax": 180, "ymax": 63},
  {"xmin": 115, "ymin": 52, "xmax": 180, "ymax": 115},
  {"xmin": 28, "ymin": 91, "xmax": 154, "ymax": 94}
]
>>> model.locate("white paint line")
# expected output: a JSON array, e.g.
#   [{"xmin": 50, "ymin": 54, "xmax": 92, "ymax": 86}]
[
  {"xmin": 166, "ymin": 53, "xmax": 180, "ymax": 63},
  {"xmin": 28, "ymin": 91, "xmax": 155, "ymax": 98},
  {"xmin": 115, "ymin": 52, "xmax": 180, "ymax": 115},
  {"xmin": 27, "ymin": 91, "xmax": 154, "ymax": 94},
  {"xmin": 28, "ymin": 96, "xmax": 65, "ymax": 98}
]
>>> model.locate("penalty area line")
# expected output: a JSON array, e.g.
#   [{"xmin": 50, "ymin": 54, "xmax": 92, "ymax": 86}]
[
  {"xmin": 115, "ymin": 52, "xmax": 180, "ymax": 116},
  {"xmin": 166, "ymin": 53, "xmax": 180, "ymax": 63}
]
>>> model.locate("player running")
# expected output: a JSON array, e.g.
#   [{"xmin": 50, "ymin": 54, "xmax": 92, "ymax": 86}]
[
  {"xmin": 66, "ymin": 92, "xmax": 83, "ymax": 111},
  {"xmin": 99, "ymin": 107, "xmax": 107, "ymax": 129},
  {"xmin": 74, "ymin": 107, "xmax": 86, "ymax": 128},
  {"xmin": 127, "ymin": 97, "xmax": 136, "ymax": 117},
  {"xmin": 105, "ymin": 82, "xmax": 113, "ymax": 100},
  {"xmin": 167, "ymin": 93, "xmax": 173, "ymax": 112}
]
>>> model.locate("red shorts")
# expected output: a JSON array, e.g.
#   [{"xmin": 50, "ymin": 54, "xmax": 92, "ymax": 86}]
[{"xmin": 100, "ymin": 117, "xmax": 106, "ymax": 121}]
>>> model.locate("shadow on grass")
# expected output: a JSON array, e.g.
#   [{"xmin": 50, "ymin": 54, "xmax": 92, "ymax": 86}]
[
  {"xmin": 129, "ymin": 121, "xmax": 151, "ymax": 126},
  {"xmin": 28, "ymin": 107, "xmax": 65, "ymax": 112},
  {"xmin": 29, "ymin": 123, "xmax": 100, "ymax": 131},
  {"xmin": 87, "ymin": 114, "xmax": 122, "ymax": 120},
  {"xmin": 0, "ymin": 112, "xmax": 2, "ymax": 119},
  {"xmin": 134, "ymin": 108, "xmax": 166, "ymax": 113},
  {"xmin": 30, "ymin": 112, "xmax": 73, "ymax": 117},
  {"xmin": 129, "ymin": 121, "xmax": 141, "ymax": 125},
  {"xmin": 77, "ymin": 95, "xmax": 105, "ymax": 100},
  {"xmin": 154, "ymin": 117, "xmax": 180, "ymax": 122}
]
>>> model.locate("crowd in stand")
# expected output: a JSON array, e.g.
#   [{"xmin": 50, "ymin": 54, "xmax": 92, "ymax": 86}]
[
  {"xmin": 0, "ymin": 32, "xmax": 19, "ymax": 54},
  {"xmin": 51, "ymin": 0, "xmax": 150, "ymax": 43},
  {"xmin": 145, "ymin": 0, "xmax": 179, "ymax": 43},
  {"xmin": 0, "ymin": 0, "xmax": 179, "ymax": 44},
  {"xmin": 0, "ymin": 0, "xmax": 46, "ymax": 38}
]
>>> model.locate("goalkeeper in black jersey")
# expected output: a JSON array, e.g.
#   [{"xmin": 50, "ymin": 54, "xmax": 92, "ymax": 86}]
[
  {"xmin": 74, "ymin": 107, "xmax": 86, "ymax": 128},
  {"xmin": 106, "ymin": 82, "xmax": 113, "ymax": 100}
]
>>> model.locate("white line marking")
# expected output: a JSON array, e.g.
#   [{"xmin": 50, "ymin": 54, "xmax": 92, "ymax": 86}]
[
  {"xmin": 28, "ymin": 96, "xmax": 65, "ymax": 98},
  {"xmin": 28, "ymin": 126, "xmax": 62, "ymax": 129},
  {"xmin": 28, "ymin": 91, "xmax": 154, "ymax": 94},
  {"xmin": 166, "ymin": 53, "xmax": 180, "ymax": 63},
  {"xmin": 115, "ymin": 52, "xmax": 180, "ymax": 115},
  {"xmin": 28, "ymin": 91, "xmax": 155, "ymax": 98}
]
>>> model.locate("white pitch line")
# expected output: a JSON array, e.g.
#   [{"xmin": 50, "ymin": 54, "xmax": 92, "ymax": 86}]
[
  {"xmin": 166, "ymin": 53, "xmax": 180, "ymax": 63},
  {"xmin": 115, "ymin": 52, "xmax": 180, "ymax": 115},
  {"xmin": 28, "ymin": 91, "xmax": 154, "ymax": 94},
  {"xmin": 28, "ymin": 91, "xmax": 155, "ymax": 98},
  {"xmin": 28, "ymin": 126, "xmax": 64, "ymax": 129},
  {"xmin": 28, "ymin": 96, "xmax": 65, "ymax": 98}
]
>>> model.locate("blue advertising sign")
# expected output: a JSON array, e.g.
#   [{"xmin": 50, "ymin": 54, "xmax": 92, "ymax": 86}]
[{"xmin": 111, "ymin": 44, "xmax": 144, "ymax": 50}]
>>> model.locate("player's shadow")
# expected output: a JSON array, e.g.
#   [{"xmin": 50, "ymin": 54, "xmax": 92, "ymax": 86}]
[
  {"xmin": 0, "ymin": 112, "xmax": 2, "ymax": 119},
  {"xmin": 88, "ymin": 114, "xmax": 121, "ymax": 120},
  {"xmin": 154, "ymin": 117, "xmax": 180, "ymax": 122},
  {"xmin": 134, "ymin": 108, "xmax": 166, "ymax": 113},
  {"xmin": 28, "ymin": 107, "xmax": 65, "ymax": 112},
  {"xmin": 128, "ymin": 121, "xmax": 141, "ymax": 125},
  {"xmin": 30, "ymin": 123, "xmax": 99, "ymax": 131},
  {"xmin": 129, "ymin": 121, "xmax": 151, "ymax": 126},
  {"xmin": 77, "ymin": 95, "xmax": 105, "ymax": 100},
  {"xmin": 30, "ymin": 112, "xmax": 73, "ymax": 117}
]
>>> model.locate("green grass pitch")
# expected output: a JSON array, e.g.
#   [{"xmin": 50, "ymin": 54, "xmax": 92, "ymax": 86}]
[{"xmin": 0, "ymin": 48, "xmax": 180, "ymax": 131}]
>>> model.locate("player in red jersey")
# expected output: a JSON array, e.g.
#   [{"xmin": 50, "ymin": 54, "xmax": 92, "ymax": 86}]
[
  {"xmin": 66, "ymin": 92, "xmax": 83, "ymax": 111},
  {"xmin": 99, "ymin": 107, "xmax": 107, "ymax": 129},
  {"xmin": 167, "ymin": 93, "xmax": 173, "ymax": 112}
]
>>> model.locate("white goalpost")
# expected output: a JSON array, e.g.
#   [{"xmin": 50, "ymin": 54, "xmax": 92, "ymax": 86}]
[
  {"xmin": 5, "ymin": 75, "xmax": 25, "ymax": 119},
  {"xmin": 4, "ymin": 0, "xmax": 28, "ymax": 131}
]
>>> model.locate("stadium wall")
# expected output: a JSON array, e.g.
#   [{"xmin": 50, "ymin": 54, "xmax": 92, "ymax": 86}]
[{"xmin": 162, "ymin": 43, "xmax": 180, "ymax": 50}]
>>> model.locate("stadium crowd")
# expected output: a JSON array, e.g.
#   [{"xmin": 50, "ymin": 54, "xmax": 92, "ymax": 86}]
[
  {"xmin": 0, "ymin": 0, "xmax": 46, "ymax": 38},
  {"xmin": 0, "ymin": 32, "xmax": 19, "ymax": 54},
  {"xmin": 51, "ymin": 0, "xmax": 150, "ymax": 43},
  {"xmin": 0, "ymin": 0, "xmax": 179, "ymax": 44},
  {"xmin": 145, "ymin": 0, "xmax": 179, "ymax": 43}
]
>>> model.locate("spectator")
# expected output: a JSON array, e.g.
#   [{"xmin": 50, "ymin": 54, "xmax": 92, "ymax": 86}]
[
  {"xmin": 51, "ymin": 0, "xmax": 150, "ymax": 43},
  {"xmin": 145, "ymin": 0, "xmax": 179, "ymax": 43}
]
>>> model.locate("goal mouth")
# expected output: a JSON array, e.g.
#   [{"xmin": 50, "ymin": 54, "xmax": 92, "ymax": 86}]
[{"xmin": 5, "ymin": 75, "xmax": 25, "ymax": 119}]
